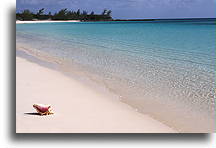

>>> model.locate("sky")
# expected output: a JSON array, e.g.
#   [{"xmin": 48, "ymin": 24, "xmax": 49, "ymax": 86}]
[{"xmin": 16, "ymin": 0, "xmax": 216, "ymax": 19}]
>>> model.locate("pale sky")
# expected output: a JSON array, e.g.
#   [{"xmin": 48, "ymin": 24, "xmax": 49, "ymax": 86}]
[{"xmin": 16, "ymin": 0, "xmax": 216, "ymax": 19}]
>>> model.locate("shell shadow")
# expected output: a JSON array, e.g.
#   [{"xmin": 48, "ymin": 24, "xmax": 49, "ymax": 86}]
[{"xmin": 24, "ymin": 112, "xmax": 40, "ymax": 116}]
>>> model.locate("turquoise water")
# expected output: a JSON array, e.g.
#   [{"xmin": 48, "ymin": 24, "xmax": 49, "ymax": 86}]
[{"xmin": 16, "ymin": 19, "xmax": 216, "ymax": 132}]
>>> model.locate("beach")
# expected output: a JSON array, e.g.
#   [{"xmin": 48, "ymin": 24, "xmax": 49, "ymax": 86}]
[
  {"xmin": 16, "ymin": 55, "xmax": 176, "ymax": 133},
  {"xmin": 16, "ymin": 20, "xmax": 80, "ymax": 24}
]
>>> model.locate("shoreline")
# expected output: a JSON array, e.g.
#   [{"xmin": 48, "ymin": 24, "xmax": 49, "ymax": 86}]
[
  {"xmin": 16, "ymin": 48, "xmax": 176, "ymax": 133},
  {"xmin": 16, "ymin": 20, "xmax": 80, "ymax": 24},
  {"xmin": 16, "ymin": 18, "xmax": 216, "ymax": 24}
]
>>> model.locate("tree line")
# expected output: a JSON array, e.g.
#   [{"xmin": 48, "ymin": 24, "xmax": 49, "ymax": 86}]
[{"xmin": 16, "ymin": 8, "xmax": 112, "ymax": 21}]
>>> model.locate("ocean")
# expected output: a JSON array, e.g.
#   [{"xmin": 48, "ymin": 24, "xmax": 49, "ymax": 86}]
[{"xmin": 16, "ymin": 19, "xmax": 216, "ymax": 132}]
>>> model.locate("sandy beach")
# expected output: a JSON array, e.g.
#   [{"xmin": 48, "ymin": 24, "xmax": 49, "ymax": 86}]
[
  {"xmin": 16, "ymin": 55, "xmax": 176, "ymax": 133},
  {"xmin": 16, "ymin": 20, "xmax": 80, "ymax": 24}
]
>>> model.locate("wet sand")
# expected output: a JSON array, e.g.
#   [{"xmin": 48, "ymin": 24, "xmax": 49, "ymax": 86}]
[{"xmin": 16, "ymin": 56, "xmax": 176, "ymax": 133}]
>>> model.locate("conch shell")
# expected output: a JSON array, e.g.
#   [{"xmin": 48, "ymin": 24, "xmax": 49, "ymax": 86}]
[{"xmin": 33, "ymin": 104, "xmax": 54, "ymax": 115}]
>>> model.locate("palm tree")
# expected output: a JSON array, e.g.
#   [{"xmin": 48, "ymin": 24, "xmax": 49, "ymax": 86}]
[
  {"xmin": 102, "ymin": 9, "xmax": 107, "ymax": 15},
  {"xmin": 76, "ymin": 9, "xmax": 80, "ymax": 16},
  {"xmin": 107, "ymin": 10, "xmax": 112, "ymax": 17},
  {"xmin": 90, "ymin": 11, "xmax": 94, "ymax": 15},
  {"xmin": 37, "ymin": 8, "xmax": 45, "ymax": 15},
  {"xmin": 21, "ymin": 9, "xmax": 33, "ymax": 20}
]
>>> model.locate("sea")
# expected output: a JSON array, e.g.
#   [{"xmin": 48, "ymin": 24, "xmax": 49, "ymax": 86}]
[{"xmin": 16, "ymin": 19, "xmax": 216, "ymax": 132}]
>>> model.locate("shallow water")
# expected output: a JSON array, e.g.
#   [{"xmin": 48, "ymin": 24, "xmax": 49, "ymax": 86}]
[{"xmin": 16, "ymin": 19, "xmax": 216, "ymax": 132}]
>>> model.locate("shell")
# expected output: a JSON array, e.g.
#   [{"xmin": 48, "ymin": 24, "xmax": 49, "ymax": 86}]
[{"xmin": 33, "ymin": 104, "xmax": 54, "ymax": 115}]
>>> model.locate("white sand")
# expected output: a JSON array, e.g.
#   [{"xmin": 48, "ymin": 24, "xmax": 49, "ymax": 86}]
[
  {"xmin": 16, "ymin": 56, "xmax": 176, "ymax": 133},
  {"xmin": 16, "ymin": 20, "xmax": 80, "ymax": 24}
]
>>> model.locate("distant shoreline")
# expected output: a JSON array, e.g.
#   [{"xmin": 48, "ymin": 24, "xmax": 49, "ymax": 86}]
[
  {"xmin": 16, "ymin": 18, "xmax": 216, "ymax": 24},
  {"xmin": 16, "ymin": 20, "xmax": 80, "ymax": 24},
  {"xmin": 114, "ymin": 18, "xmax": 216, "ymax": 21}
]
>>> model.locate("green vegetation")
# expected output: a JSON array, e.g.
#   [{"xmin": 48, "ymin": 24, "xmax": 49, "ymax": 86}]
[{"xmin": 16, "ymin": 8, "xmax": 112, "ymax": 21}]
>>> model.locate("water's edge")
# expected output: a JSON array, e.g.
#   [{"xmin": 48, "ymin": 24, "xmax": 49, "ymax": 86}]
[
  {"xmin": 16, "ymin": 44, "xmax": 215, "ymax": 133},
  {"xmin": 16, "ymin": 47, "xmax": 179, "ymax": 132}
]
